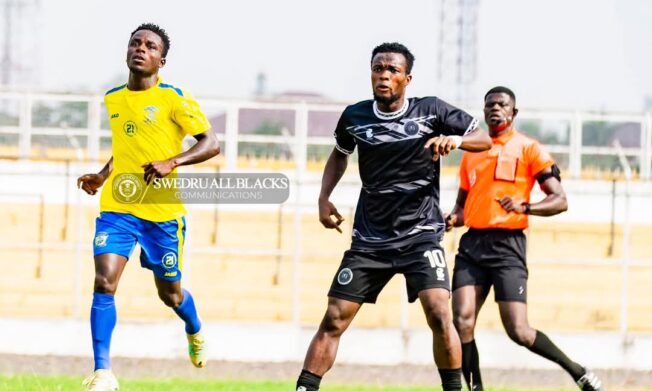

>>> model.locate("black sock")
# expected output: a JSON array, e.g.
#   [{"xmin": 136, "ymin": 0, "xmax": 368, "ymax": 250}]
[
  {"xmin": 438, "ymin": 368, "xmax": 462, "ymax": 391},
  {"xmin": 296, "ymin": 369, "xmax": 322, "ymax": 391},
  {"xmin": 461, "ymin": 340, "xmax": 484, "ymax": 390},
  {"xmin": 527, "ymin": 330, "xmax": 585, "ymax": 380}
]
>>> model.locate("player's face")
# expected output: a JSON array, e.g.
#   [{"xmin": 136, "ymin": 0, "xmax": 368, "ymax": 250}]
[
  {"xmin": 126, "ymin": 30, "xmax": 166, "ymax": 76},
  {"xmin": 484, "ymin": 92, "xmax": 516, "ymax": 133},
  {"xmin": 371, "ymin": 52, "xmax": 412, "ymax": 108}
]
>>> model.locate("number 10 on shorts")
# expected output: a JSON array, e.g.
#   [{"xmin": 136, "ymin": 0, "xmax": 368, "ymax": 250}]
[
  {"xmin": 423, "ymin": 249, "xmax": 446, "ymax": 268},
  {"xmin": 424, "ymin": 249, "xmax": 447, "ymax": 281}
]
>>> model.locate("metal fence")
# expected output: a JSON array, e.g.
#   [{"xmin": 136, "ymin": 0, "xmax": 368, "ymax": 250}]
[
  {"xmin": 0, "ymin": 91, "xmax": 650, "ymax": 179},
  {"xmin": 0, "ymin": 91, "xmax": 651, "ymax": 338}
]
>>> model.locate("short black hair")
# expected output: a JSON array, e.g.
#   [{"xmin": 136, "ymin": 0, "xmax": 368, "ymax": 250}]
[
  {"xmin": 485, "ymin": 86, "xmax": 516, "ymax": 103},
  {"xmin": 371, "ymin": 42, "xmax": 415, "ymax": 74},
  {"xmin": 130, "ymin": 23, "xmax": 170, "ymax": 58}
]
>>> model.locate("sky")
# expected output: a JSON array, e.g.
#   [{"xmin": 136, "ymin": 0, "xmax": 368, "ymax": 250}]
[{"xmin": 16, "ymin": 0, "xmax": 652, "ymax": 112}]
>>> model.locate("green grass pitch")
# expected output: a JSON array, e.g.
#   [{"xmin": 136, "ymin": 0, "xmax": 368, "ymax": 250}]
[{"xmin": 0, "ymin": 374, "xmax": 582, "ymax": 391}]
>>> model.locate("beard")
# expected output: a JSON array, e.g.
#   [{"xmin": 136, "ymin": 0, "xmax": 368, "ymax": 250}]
[{"xmin": 373, "ymin": 92, "xmax": 401, "ymax": 107}]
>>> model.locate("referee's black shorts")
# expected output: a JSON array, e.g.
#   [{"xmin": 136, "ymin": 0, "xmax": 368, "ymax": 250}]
[
  {"xmin": 328, "ymin": 241, "xmax": 451, "ymax": 304},
  {"xmin": 452, "ymin": 228, "xmax": 528, "ymax": 302}
]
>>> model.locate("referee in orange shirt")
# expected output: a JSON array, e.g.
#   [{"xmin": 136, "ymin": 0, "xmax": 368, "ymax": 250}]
[{"xmin": 446, "ymin": 87, "xmax": 604, "ymax": 391}]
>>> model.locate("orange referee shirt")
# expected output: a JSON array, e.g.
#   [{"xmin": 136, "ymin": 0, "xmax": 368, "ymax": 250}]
[{"xmin": 459, "ymin": 129, "xmax": 554, "ymax": 230}]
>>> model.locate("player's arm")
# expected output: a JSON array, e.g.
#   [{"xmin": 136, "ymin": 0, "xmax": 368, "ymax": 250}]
[
  {"xmin": 77, "ymin": 156, "xmax": 113, "ymax": 195},
  {"xmin": 445, "ymin": 188, "xmax": 468, "ymax": 231},
  {"xmin": 425, "ymin": 126, "xmax": 491, "ymax": 158},
  {"xmin": 458, "ymin": 126, "xmax": 491, "ymax": 152},
  {"xmin": 142, "ymin": 130, "xmax": 219, "ymax": 184},
  {"xmin": 318, "ymin": 148, "xmax": 348, "ymax": 233},
  {"xmin": 496, "ymin": 165, "xmax": 568, "ymax": 216}
]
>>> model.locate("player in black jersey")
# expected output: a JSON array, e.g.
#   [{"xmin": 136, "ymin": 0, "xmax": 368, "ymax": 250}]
[{"xmin": 295, "ymin": 43, "xmax": 491, "ymax": 391}]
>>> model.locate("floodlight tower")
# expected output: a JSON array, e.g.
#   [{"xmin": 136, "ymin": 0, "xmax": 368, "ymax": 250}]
[
  {"xmin": 437, "ymin": 0, "xmax": 480, "ymax": 107},
  {"xmin": 1, "ymin": 0, "xmax": 42, "ymax": 88}
]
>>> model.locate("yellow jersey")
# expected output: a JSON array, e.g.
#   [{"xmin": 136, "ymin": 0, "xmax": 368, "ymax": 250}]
[{"xmin": 100, "ymin": 78, "xmax": 211, "ymax": 222}]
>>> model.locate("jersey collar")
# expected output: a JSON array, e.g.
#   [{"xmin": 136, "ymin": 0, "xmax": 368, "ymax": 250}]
[
  {"xmin": 126, "ymin": 77, "xmax": 163, "ymax": 93},
  {"xmin": 492, "ymin": 128, "xmax": 516, "ymax": 145},
  {"xmin": 372, "ymin": 98, "xmax": 409, "ymax": 120}
]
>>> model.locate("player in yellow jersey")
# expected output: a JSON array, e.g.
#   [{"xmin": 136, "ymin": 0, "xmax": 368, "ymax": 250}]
[{"xmin": 77, "ymin": 23, "xmax": 219, "ymax": 391}]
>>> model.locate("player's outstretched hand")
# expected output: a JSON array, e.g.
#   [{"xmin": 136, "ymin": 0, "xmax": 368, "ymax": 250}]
[
  {"xmin": 77, "ymin": 173, "xmax": 105, "ymax": 195},
  {"xmin": 319, "ymin": 198, "xmax": 345, "ymax": 233},
  {"xmin": 444, "ymin": 211, "xmax": 464, "ymax": 231},
  {"xmin": 424, "ymin": 135, "xmax": 458, "ymax": 161},
  {"xmin": 495, "ymin": 196, "xmax": 526, "ymax": 214},
  {"xmin": 142, "ymin": 159, "xmax": 176, "ymax": 185}
]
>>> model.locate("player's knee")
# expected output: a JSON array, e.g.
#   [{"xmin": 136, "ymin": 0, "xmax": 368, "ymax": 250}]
[
  {"xmin": 158, "ymin": 291, "xmax": 183, "ymax": 308},
  {"xmin": 320, "ymin": 310, "xmax": 350, "ymax": 337},
  {"xmin": 453, "ymin": 311, "xmax": 475, "ymax": 336},
  {"xmin": 425, "ymin": 305, "xmax": 452, "ymax": 334},
  {"xmin": 93, "ymin": 275, "xmax": 117, "ymax": 294},
  {"xmin": 506, "ymin": 323, "xmax": 532, "ymax": 346}
]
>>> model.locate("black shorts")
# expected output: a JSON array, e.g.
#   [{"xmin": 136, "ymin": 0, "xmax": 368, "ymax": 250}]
[
  {"xmin": 328, "ymin": 241, "xmax": 451, "ymax": 304},
  {"xmin": 452, "ymin": 228, "xmax": 528, "ymax": 302}
]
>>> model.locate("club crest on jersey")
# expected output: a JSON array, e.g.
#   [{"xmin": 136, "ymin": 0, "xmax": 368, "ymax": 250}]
[
  {"xmin": 404, "ymin": 120, "xmax": 420, "ymax": 136},
  {"xmin": 162, "ymin": 252, "xmax": 178, "ymax": 269},
  {"xmin": 123, "ymin": 121, "xmax": 137, "ymax": 137},
  {"xmin": 144, "ymin": 106, "xmax": 159, "ymax": 124},
  {"xmin": 94, "ymin": 232, "xmax": 109, "ymax": 247},
  {"xmin": 337, "ymin": 268, "xmax": 353, "ymax": 285}
]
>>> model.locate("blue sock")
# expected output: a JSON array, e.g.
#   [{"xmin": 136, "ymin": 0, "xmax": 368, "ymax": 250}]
[
  {"xmin": 90, "ymin": 292, "xmax": 117, "ymax": 370},
  {"xmin": 173, "ymin": 289, "xmax": 202, "ymax": 335}
]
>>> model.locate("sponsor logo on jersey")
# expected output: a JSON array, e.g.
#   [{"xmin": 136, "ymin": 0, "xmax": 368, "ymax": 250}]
[
  {"xmin": 110, "ymin": 113, "xmax": 120, "ymax": 119},
  {"xmin": 164, "ymin": 271, "xmax": 178, "ymax": 277}
]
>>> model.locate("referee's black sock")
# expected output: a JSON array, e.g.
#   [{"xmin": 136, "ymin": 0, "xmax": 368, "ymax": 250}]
[
  {"xmin": 296, "ymin": 369, "xmax": 322, "ymax": 391},
  {"xmin": 461, "ymin": 340, "xmax": 484, "ymax": 390},
  {"xmin": 527, "ymin": 330, "xmax": 585, "ymax": 381},
  {"xmin": 438, "ymin": 368, "xmax": 462, "ymax": 391}
]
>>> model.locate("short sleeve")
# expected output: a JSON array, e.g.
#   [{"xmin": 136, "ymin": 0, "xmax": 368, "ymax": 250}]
[
  {"xmin": 434, "ymin": 97, "xmax": 478, "ymax": 137},
  {"xmin": 459, "ymin": 152, "xmax": 471, "ymax": 191},
  {"xmin": 172, "ymin": 92, "xmax": 212, "ymax": 136},
  {"xmin": 525, "ymin": 141, "xmax": 554, "ymax": 177},
  {"xmin": 333, "ymin": 109, "xmax": 356, "ymax": 155}
]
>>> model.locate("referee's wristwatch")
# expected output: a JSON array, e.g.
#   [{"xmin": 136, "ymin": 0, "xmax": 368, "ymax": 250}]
[{"xmin": 521, "ymin": 202, "xmax": 531, "ymax": 214}]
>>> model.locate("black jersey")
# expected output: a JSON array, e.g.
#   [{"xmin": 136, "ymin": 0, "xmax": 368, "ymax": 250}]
[{"xmin": 334, "ymin": 97, "xmax": 478, "ymax": 250}]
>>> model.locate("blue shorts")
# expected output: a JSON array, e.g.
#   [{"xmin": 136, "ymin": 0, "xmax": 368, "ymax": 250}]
[{"xmin": 93, "ymin": 212, "xmax": 186, "ymax": 281}]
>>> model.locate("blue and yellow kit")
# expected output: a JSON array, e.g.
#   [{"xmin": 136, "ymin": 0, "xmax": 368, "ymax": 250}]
[{"xmin": 93, "ymin": 78, "xmax": 211, "ymax": 280}]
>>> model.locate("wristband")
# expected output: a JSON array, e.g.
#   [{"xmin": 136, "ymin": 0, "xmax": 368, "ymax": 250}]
[
  {"xmin": 448, "ymin": 135, "xmax": 463, "ymax": 149},
  {"xmin": 522, "ymin": 202, "xmax": 531, "ymax": 214}
]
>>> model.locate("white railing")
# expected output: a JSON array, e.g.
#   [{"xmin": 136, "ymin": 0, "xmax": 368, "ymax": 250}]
[{"xmin": 0, "ymin": 91, "xmax": 650, "ymax": 179}]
